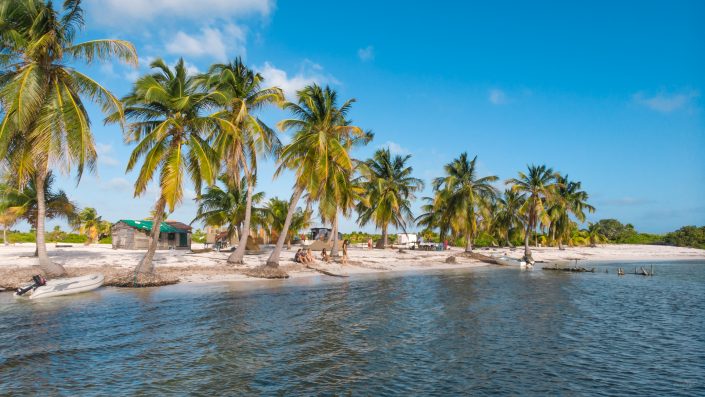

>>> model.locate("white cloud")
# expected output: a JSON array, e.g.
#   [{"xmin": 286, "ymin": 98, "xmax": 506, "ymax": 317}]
[
  {"xmin": 380, "ymin": 141, "xmax": 411, "ymax": 155},
  {"xmin": 488, "ymin": 88, "xmax": 508, "ymax": 105},
  {"xmin": 105, "ymin": 177, "xmax": 131, "ymax": 190},
  {"xmin": 633, "ymin": 90, "xmax": 699, "ymax": 113},
  {"xmin": 165, "ymin": 24, "xmax": 245, "ymax": 61},
  {"xmin": 96, "ymin": 143, "xmax": 119, "ymax": 167},
  {"xmin": 86, "ymin": 0, "xmax": 273, "ymax": 24},
  {"xmin": 257, "ymin": 61, "xmax": 335, "ymax": 99},
  {"xmin": 357, "ymin": 45, "xmax": 374, "ymax": 61}
]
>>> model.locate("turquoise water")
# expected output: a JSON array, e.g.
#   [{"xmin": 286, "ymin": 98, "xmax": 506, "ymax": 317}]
[{"xmin": 1, "ymin": 261, "xmax": 704, "ymax": 395}]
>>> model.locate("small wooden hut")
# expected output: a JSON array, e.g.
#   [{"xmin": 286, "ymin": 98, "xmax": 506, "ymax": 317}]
[{"xmin": 111, "ymin": 220, "xmax": 192, "ymax": 250}]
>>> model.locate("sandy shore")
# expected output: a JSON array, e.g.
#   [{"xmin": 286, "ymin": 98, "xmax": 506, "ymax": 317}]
[{"xmin": 1, "ymin": 243, "xmax": 703, "ymax": 290}]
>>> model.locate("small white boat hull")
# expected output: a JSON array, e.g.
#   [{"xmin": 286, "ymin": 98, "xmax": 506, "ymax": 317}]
[
  {"xmin": 493, "ymin": 255, "xmax": 531, "ymax": 269},
  {"xmin": 15, "ymin": 274, "xmax": 105, "ymax": 300}
]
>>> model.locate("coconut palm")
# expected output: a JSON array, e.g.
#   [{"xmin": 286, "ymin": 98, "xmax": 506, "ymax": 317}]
[
  {"xmin": 415, "ymin": 193, "xmax": 454, "ymax": 241},
  {"xmin": 192, "ymin": 175, "xmax": 265, "ymax": 244},
  {"xmin": 433, "ymin": 153, "xmax": 498, "ymax": 253},
  {"xmin": 357, "ymin": 148, "xmax": 424, "ymax": 248},
  {"xmin": 73, "ymin": 207, "xmax": 107, "ymax": 244},
  {"xmin": 200, "ymin": 58, "xmax": 283, "ymax": 264},
  {"xmin": 0, "ymin": 182, "xmax": 19, "ymax": 245},
  {"xmin": 0, "ymin": 0, "xmax": 137, "ymax": 275},
  {"xmin": 492, "ymin": 189, "xmax": 526, "ymax": 247},
  {"xmin": 506, "ymin": 164, "xmax": 557, "ymax": 262},
  {"xmin": 586, "ymin": 222, "xmax": 606, "ymax": 247},
  {"xmin": 263, "ymin": 197, "xmax": 312, "ymax": 249},
  {"xmin": 266, "ymin": 85, "xmax": 369, "ymax": 267},
  {"xmin": 111, "ymin": 58, "xmax": 220, "ymax": 275},
  {"xmin": 548, "ymin": 175, "xmax": 595, "ymax": 249}
]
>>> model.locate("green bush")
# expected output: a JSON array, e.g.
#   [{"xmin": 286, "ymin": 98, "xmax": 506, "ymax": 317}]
[
  {"xmin": 664, "ymin": 226, "xmax": 705, "ymax": 249},
  {"xmin": 60, "ymin": 234, "xmax": 88, "ymax": 243},
  {"xmin": 2, "ymin": 232, "xmax": 36, "ymax": 243},
  {"xmin": 98, "ymin": 236, "xmax": 112, "ymax": 244}
]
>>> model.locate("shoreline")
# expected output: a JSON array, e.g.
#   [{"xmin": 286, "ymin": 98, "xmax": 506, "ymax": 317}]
[{"xmin": 1, "ymin": 243, "xmax": 703, "ymax": 291}]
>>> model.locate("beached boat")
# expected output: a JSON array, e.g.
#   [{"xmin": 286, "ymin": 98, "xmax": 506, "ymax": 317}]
[
  {"xmin": 492, "ymin": 255, "xmax": 531, "ymax": 269},
  {"xmin": 15, "ymin": 274, "xmax": 104, "ymax": 300}
]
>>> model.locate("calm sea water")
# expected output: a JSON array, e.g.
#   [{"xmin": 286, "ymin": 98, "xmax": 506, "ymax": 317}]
[{"xmin": 1, "ymin": 261, "xmax": 704, "ymax": 396}]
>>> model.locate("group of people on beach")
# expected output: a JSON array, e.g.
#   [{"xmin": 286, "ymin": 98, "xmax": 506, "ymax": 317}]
[{"xmin": 294, "ymin": 240, "xmax": 350, "ymax": 265}]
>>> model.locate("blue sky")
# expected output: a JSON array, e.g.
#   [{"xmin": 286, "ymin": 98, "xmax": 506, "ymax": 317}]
[{"xmin": 40, "ymin": 0, "xmax": 705, "ymax": 234}]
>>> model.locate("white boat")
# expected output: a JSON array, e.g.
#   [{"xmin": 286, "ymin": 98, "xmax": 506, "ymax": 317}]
[
  {"xmin": 15, "ymin": 274, "xmax": 104, "ymax": 300},
  {"xmin": 493, "ymin": 255, "xmax": 531, "ymax": 269}
]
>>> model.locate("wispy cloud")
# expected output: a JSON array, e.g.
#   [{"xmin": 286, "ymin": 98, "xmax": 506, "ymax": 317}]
[
  {"xmin": 104, "ymin": 177, "xmax": 131, "ymax": 191},
  {"xmin": 488, "ymin": 88, "xmax": 508, "ymax": 105},
  {"xmin": 86, "ymin": 0, "xmax": 273, "ymax": 24},
  {"xmin": 379, "ymin": 141, "xmax": 411, "ymax": 155},
  {"xmin": 632, "ymin": 89, "xmax": 699, "ymax": 113},
  {"xmin": 357, "ymin": 45, "xmax": 374, "ymax": 61},
  {"xmin": 165, "ymin": 24, "xmax": 245, "ymax": 61},
  {"xmin": 257, "ymin": 60, "xmax": 337, "ymax": 99},
  {"xmin": 96, "ymin": 143, "xmax": 119, "ymax": 167}
]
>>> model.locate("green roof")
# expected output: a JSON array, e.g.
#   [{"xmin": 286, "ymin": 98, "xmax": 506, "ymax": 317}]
[{"xmin": 118, "ymin": 220, "xmax": 183, "ymax": 233}]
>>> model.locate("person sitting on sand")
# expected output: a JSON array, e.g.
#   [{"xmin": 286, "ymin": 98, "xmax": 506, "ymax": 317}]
[
  {"xmin": 305, "ymin": 249, "xmax": 316, "ymax": 264},
  {"xmin": 321, "ymin": 248, "xmax": 330, "ymax": 262},
  {"xmin": 294, "ymin": 249, "xmax": 303, "ymax": 263}
]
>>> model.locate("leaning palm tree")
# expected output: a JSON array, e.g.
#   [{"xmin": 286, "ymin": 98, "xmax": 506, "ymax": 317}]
[
  {"xmin": 506, "ymin": 164, "xmax": 557, "ymax": 262},
  {"xmin": 200, "ymin": 58, "xmax": 283, "ymax": 264},
  {"xmin": 191, "ymin": 175, "xmax": 265, "ymax": 244},
  {"xmin": 548, "ymin": 175, "xmax": 595, "ymax": 249},
  {"xmin": 110, "ymin": 58, "xmax": 220, "ymax": 275},
  {"xmin": 266, "ymin": 85, "xmax": 369, "ymax": 267},
  {"xmin": 357, "ymin": 148, "xmax": 424, "ymax": 248},
  {"xmin": 0, "ymin": 0, "xmax": 137, "ymax": 275},
  {"xmin": 433, "ymin": 153, "xmax": 498, "ymax": 253},
  {"xmin": 492, "ymin": 189, "xmax": 526, "ymax": 247}
]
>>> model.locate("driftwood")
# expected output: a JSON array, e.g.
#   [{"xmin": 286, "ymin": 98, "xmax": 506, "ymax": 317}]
[
  {"xmin": 305, "ymin": 264, "xmax": 349, "ymax": 278},
  {"xmin": 542, "ymin": 264, "xmax": 595, "ymax": 273}
]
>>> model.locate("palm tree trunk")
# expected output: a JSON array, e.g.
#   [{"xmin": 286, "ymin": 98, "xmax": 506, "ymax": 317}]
[
  {"xmin": 523, "ymin": 223, "xmax": 533, "ymax": 263},
  {"xmin": 3, "ymin": 225, "xmax": 8, "ymax": 246},
  {"xmin": 35, "ymin": 169, "xmax": 66, "ymax": 277},
  {"xmin": 376, "ymin": 225, "xmax": 387, "ymax": 249},
  {"xmin": 506, "ymin": 230, "xmax": 513, "ymax": 248},
  {"xmin": 465, "ymin": 232, "xmax": 473, "ymax": 253},
  {"xmin": 330, "ymin": 216, "xmax": 339, "ymax": 257},
  {"xmin": 135, "ymin": 197, "xmax": 166, "ymax": 274},
  {"xmin": 228, "ymin": 179, "xmax": 253, "ymax": 264},
  {"xmin": 266, "ymin": 188, "xmax": 303, "ymax": 267},
  {"xmin": 558, "ymin": 238, "xmax": 565, "ymax": 250}
]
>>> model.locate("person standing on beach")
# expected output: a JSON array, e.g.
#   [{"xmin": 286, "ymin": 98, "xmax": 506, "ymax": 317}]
[{"xmin": 342, "ymin": 240, "xmax": 350, "ymax": 264}]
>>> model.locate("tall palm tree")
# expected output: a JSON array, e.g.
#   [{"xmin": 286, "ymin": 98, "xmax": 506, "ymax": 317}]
[
  {"xmin": 548, "ymin": 175, "xmax": 595, "ymax": 249},
  {"xmin": 357, "ymin": 148, "xmax": 424, "ymax": 248},
  {"xmin": 266, "ymin": 84, "xmax": 369, "ymax": 267},
  {"xmin": 263, "ymin": 197, "xmax": 312, "ymax": 249},
  {"xmin": 1, "ymin": 171, "xmax": 77, "ymax": 254},
  {"xmin": 0, "ymin": 0, "xmax": 137, "ymax": 275},
  {"xmin": 200, "ymin": 58, "xmax": 283, "ymax": 264},
  {"xmin": 192, "ymin": 175, "xmax": 265, "ymax": 244},
  {"xmin": 111, "ymin": 58, "xmax": 220, "ymax": 275},
  {"xmin": 492, "ymin": 189, "xmax": 526, "ymax": 247},
  {"xmin": 506, "ymin": 164, "xmax": 557, "ymax": 262},
  {"xmin": 433, "ymin": 153, "xmax": 498, "ymax": 253}
]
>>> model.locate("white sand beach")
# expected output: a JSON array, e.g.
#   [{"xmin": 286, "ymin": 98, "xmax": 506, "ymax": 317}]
[{"xmin": 1, "ymin": 243, "xmax": 703, "ymax": 289}]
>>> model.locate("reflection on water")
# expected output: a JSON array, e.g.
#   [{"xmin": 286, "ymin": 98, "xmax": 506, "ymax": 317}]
[{"xmin": 1, "ymin": 261, "xmax": 704, "ymax": 395}]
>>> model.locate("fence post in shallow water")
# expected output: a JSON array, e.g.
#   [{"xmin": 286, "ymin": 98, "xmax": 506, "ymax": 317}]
[{"xmin": 651, "ymin": 265, "xmax": 654, "ymax": 276}]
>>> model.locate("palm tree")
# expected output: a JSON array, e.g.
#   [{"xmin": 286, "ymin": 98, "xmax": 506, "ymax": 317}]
[
  {"xmin": 357, "ymin": 148, "xmax": 424, "ymax": 248},
  {"xmin": 200, "ymin": 58, "xmax": 283, "ymax": 264},
  {"xmin": 0, "ymin": 0, "xmax": 137, "ymax": 275},
  {"xmin": 192, "ymin": 175, "xmax": 265, "ymax": 244},
  {"xmin": 433, "ymin": 153, "xmax": 498, "ymax": 253},
  {"xmin": 506, "ymin": 164, "xmax": 557, "ymax": 262},
  {"xmin": 112, "ymin": 58, "xmax": 220, "ymax": 275},
  {"xmin": 492, "ymin": 189, "xmax": 526, "ymax": 247},
  {"xmin": 2, "ymin": 171, "xmax": 77, "ymax": 255},
  {"xmin": 548, "ymin": 175, "xmax": 595, "ymax": 249},
  {"xmin": 263, "ymin": 197, "xmax": 312, "ymax": 249},
  {"xmin": 0, "ymin": 182, "xmax": 19, "ymax": 245},
  {"xmin": 266, "ymin": 85, "xmax": 369, "ymax": 267},
  {"xmin": 586, "ymin": 222, "xmax": 606, "ymax": 247},
  {"xmin": 74, "ymin": 207, "xmax": 104, "ymax": 244}
]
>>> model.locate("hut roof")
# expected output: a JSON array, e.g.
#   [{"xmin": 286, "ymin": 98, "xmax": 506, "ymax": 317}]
[
  {"xmin": 165, "ymin": 221, "xmax": 192, "ymax": 231},
  {"xmin": 116, "ymin": 220, "xmax": 185, "ymax": 233}
]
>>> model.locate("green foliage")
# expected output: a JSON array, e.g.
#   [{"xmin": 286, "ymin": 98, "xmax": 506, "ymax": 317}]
[
  {"xmin": 192, "ymin": 229, "xmax": 206, "ymax": 244},
  {"xmin": 98, "ymin": 236, "xmax": 112, "ymax": 244},
  {"xmin": 60, "ymin": 234, "xmax": 88, "ymax": 243},
  {"xmin": 473, "ymin": 232, "xmax": 496, "ymax": 247},
  {"xmin": 2, "ymin": 231, "xmax": 36, "ymax": 243},
  {"xmin": 664, "ymin": 226, "xmax": 705, "ymax": 249}
]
